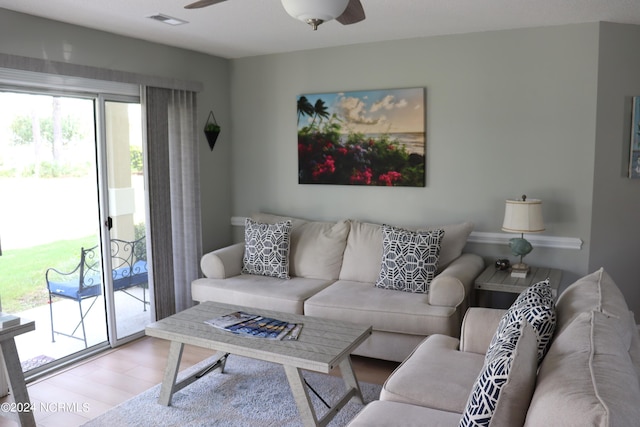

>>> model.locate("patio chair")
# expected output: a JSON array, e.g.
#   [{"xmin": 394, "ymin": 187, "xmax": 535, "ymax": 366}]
[
  {"xmin": 46, "ymin": 237, "xmax": 149, "ymax": 348},
  {"xmin": 46, "ymin": 244, "xmax": 102, "ymax": 348},
  {"xmin": 110, "ymin": 237, "xmax": 149, "ymax": 311}
]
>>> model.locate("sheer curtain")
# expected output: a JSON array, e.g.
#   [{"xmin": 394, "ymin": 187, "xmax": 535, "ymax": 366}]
[{"xmin": 145, "ymin": 87, "xmax": 202, "ymax": 319}]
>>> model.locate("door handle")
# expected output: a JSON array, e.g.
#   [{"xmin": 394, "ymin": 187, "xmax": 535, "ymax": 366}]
[{"xmin": 105, "ymin": 216, "xmax": 113, "ymax": 230}]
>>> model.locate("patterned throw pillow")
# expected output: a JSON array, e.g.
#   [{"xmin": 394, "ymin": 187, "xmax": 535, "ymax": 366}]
[
  {"xmin": 242, "ymin": 218, "xmax": 292, "ymax": 279},
  {"xmin": 461, "ymin": 320, "xmax": 538, "ymax": 427},
  {"xmin": 375, "ymin": 225, "xmax": 444, "ymax": 293},
  {"xmin": 486, "ymin": 280, "xmax": 556, "ymax": 363}
]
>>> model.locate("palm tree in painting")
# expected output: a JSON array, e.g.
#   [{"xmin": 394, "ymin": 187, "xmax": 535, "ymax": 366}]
[
  {"xmin": 297, "ymin": 96, "xmax": 314, "ymax": 126},
  {"xmin": 311, "ymin": 99, "xmax": 330, "ymax": 127}
]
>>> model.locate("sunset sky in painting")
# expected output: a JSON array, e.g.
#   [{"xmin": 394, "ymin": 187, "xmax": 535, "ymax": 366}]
[{"xmin": 298, "ymin": 88, "xmax": 425, "ymax": 135}]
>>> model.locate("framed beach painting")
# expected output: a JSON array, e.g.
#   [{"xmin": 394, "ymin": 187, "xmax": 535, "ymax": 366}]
[
  {"xmin": 630, "ymin": 96, "xmax": 640, "ymax": 179},
  {"xmin": 297, "ymin": 87, "xmax": 426, "ymax": 186}
]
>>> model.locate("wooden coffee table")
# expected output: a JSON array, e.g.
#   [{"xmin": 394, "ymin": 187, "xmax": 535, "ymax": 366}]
[{"xmin": 145, "ymin": 301, "xmax": 372, "ymax": 427}]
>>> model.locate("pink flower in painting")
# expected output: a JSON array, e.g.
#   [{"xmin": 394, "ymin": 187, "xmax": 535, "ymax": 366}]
[
  {"xmin": 350, "ymin": 167, "xmax": 373, "ymax": 185},
  {"xmin": 311, "ymin": 155, "xmax": 336, "ymax": 179},
  {"xmin": 378, "ymin": 171, "xmax": 402, "ymax": 186}
]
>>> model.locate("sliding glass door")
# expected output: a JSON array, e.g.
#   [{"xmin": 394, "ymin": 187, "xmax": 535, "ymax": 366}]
[
  {"xmin": 0, "ymin": 87, "xmax": 152, "ymax": 376},
  {"xmin": 0, "ymin": 91, "xmax": 108, "ymax": 369},
  {"xmin": 100, "ymin": 98, "xmax": 150, "ymax": 344}
]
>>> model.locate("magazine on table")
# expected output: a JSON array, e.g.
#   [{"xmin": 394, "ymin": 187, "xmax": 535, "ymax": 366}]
[
  {"xmin": 205, "ymin": 311, "xmax": 302, "ymax": 340},
  {"xmin": 204, "ymin": 311, "xmax": 259, "ymax": 329}
]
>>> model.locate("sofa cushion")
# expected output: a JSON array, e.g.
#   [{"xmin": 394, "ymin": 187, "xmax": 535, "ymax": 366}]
[
  {"xmin": 555, "ymin": 268, "xmax": 633, "ymax": 350},
  {"xmin": 487, "ymin": 280, "xmax": 556, "ymax": 363},
  {"xmin": 339, "ymin": 220, "xmax": 474, "ymax": 283},
  {"xmin": 347, "ymin": 400, "xmax": 462, "ymax": 427},
  {"xmin": 418, "ymin": 221, "xmax": 474, "ymax": 269},
  {"xmin": 375, "ymin": 225, "xmax": 444, "ymax": 293},
  {"xmin": 251, "ymin": 213, "xmax": 350, "ymax": 280},
  {"xmin": 339, "ymin": 221, "xmax": 384, "ymax": 283},
  {"xmin": 525, "ymin": 310, "xmax": 640, "ymax": 427},
  {"xmin": 461, "ymin": 320, "xmax": 538, "ymax": 427},
  {"xmin": 191, "ymin": 275, "xmax": 334, "ymax": 314},
  {"xmin": 242, "ymin": 218, "xmax": 292, "ymax": 279},
  {"xmin": 304, "ymin": 280, "xmax": 459, "ymax": 337},
  {"xmin": 381, "ymin": 334, "xmax": 485, "ymax": 414},
  {"xmin": 289, "ymin": 220, "xmax": 350, "ymax": 279}
]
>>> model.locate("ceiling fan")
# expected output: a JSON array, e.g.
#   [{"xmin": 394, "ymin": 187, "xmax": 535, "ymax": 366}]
[{"xmin": 184, "ymin": 0, "xmax": 366, "ymax": 31}]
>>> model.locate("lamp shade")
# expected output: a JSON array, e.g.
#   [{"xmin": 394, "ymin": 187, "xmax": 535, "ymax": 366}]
[
  {"xmin": 281, "ymin": 0, "xmax": 349, "ymax": 23},
  {"xmin": 502, "ymin": 198, "xmax": 545, "ymax": 233}
]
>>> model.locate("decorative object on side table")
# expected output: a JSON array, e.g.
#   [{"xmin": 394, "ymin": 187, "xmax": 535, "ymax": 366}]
[
  {"xmin": 501, "ymin": 195, "xmax": 545, "ymax": 278},
  {"xmin": 495, "ymin": 259, "xmax": 511, "ymax": 271},
  {"xmin": 204, "ymin": 110, "xmax": 220, "ymax": 151}
]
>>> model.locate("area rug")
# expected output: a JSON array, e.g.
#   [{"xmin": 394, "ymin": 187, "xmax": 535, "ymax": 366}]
[{"xmin": 82, "ymin": 354, "xmax": 381, "ymax": 427}]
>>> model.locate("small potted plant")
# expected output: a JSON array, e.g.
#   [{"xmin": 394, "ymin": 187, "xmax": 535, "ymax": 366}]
[{"xmin": 204, "ymin": 111, "xmax": 221, "ymax": 150}]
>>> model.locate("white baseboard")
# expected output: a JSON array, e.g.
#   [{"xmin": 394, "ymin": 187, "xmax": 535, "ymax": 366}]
[{"xmin": 230, "ymin": 216, "xmax": 583, "ymax": 250}]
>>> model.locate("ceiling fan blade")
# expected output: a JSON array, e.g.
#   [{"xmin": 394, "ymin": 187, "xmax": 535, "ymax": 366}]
[
  {"xmin": 184, "ymin": 0, "xmax": 227, "ymax": 9},
  {"xmin": 336, "ymin": 0, "xmax": 366, "ymax": 25}
]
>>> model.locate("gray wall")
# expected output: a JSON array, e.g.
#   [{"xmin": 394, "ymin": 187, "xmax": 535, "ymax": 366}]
[
  {"xmin": 0, "ymin": 9, "xmax": 233, "ymax": 253},
  {"xmin": 591, "ymin": 23, "xmax": 640, "ymax": 315},
  {"xmin": 2, "ymin": 8, "xmax": 639, "ymax": 316},
  {"xmin": 230, "ymin": 24, "xmax": 600, "ymax": 285}
]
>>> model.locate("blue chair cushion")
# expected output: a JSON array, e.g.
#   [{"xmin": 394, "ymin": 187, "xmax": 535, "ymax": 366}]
[
  {"xmin": 113, "ymin": 261, "xmax": 148, "ymax": 291},
  {"xmin": 49, "ymin": 277, "xmax": 102, "ymax": 300}
]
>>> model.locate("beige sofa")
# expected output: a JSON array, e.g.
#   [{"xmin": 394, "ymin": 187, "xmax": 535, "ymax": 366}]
[
  {"xmin": 348, "ymin": 268, "xmax": 640, "ymax": 426},
  {"xmin": 191, "ymin": 213, "xmax": 485, "ymax": 362}
]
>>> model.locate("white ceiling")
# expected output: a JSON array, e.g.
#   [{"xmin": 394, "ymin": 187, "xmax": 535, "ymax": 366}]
[{"xmin": 1, "ymin": 0, "xmax": 639, "ymax": 59}]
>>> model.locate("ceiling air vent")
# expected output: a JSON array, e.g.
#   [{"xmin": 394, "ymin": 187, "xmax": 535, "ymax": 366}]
[{"xmin": 147, "ymin": 14, "xmax": 188, "ymax": 26}]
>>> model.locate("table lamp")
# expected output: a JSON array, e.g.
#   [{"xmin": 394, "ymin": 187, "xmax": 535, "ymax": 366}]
[{"xmin": 501, "ymin": 195, "xmax": 545, "ymax": 278}]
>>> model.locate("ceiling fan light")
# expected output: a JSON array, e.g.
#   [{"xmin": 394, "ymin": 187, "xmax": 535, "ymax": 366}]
[{"xmin": 281, "ymin": 0, "xmax": 349, "ymax": 27}]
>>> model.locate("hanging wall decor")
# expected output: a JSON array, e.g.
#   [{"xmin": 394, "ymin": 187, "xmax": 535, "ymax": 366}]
[
  {"xmin": 630, "ymin": 97, "xmax": 640, "ymax": 178},
  {"xmin": 204, "ymin": 110, "xmax": 221, "ymax": 151},
  {"xmin": 297, "ymin": 87, "xmax": 426, "ymax": 187}
]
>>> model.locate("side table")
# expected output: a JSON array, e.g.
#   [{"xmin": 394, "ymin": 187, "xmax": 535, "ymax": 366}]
[
  {"xmin": 474, "ymin": 265, "xmax": 562, "ymax": 307},
  {"xmin": 0, "ymin": 318, "xmax": 36, "ymax": 427}
]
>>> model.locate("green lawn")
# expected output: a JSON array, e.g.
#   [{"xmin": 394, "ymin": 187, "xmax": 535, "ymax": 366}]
[{"xmin": 0, "ymin": 236, "xmax": 98, "ymax": 313}]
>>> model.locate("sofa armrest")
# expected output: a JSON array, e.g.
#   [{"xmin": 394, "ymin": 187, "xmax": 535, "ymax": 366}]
[
  {"xmin": 428, "ymin": 253, "xmax": 485, "ymax": 307},
  {"xmin": 200, "ymin": 242, "xmax": 245, "ymax": 279},
  {"xmin": 459, "ymin": 307, "xmax": 506, "ymax": 354}
]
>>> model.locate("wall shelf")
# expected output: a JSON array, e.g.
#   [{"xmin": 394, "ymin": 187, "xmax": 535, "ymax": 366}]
[{"xmin": 230, "ymin": 216, "xmax": 583, "ymax": 250}]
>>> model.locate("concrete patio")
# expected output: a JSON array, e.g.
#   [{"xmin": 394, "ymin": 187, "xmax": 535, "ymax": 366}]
[{"xmin": 13, "ymin": 286, "xmax": 151, "ymax": 373}]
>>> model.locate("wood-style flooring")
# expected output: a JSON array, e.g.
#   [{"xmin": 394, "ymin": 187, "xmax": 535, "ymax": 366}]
[{"xmin": 1, "ymin": 336, "xmax": 399, "ymax": 426}]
